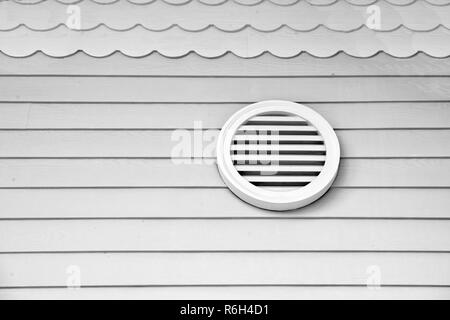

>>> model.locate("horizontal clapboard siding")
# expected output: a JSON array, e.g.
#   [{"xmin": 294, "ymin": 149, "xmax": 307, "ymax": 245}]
[
  {"xmin": 1, "ymin": 102, "xmax": 449, "ymax": 130},
  {"xmin": 0, "ymin": 253, "xmax": 449, "ymax": 287},
  {"xmin": 0, "ymin": 188, "xmax": 449, "ymax": 219},
  {"xmin": 1, "ymin": 52, "xmax": 449, "ymax": 299},
  {"xmin": 1, "ymin": 287, "xmax": 449, "ymax": 300},
  {"xmin": 1, "ymin": 77, "xmax": 450, "ymax": 102},
  {"xmin": 0, "ymin": 220, "xmax": 449, "ymax": 252},
  {"xmin": 0, "ymin": 159, "xmax": 448, "ymax": 188},
  {"xmin": 0, "ymin": 130, "xmax": 448, "ymax": 158}
]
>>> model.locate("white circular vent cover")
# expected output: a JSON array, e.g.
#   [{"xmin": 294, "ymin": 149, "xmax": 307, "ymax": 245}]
[{"xmin": 216, "ymin": 101, "xmax": 340, "ymax": 211}]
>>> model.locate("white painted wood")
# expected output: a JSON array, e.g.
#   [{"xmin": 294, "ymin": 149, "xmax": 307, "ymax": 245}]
[
  {"xmin": 0, "ymin": 188, "xmax": 448, "ymax": 219},
  {"xmin": 0, "ymin": 220, "xmax": 449, "ymax": 252},
  {"xmin": 0, "ymin": 252, "xmax": 449, "ymax": 287},
  {"xmin": 335, "ymin": 159, "xmax": 450, "ymax": 188},
  {"xmin": 336, "ymin": 130, "xmax": 450, "ymax": 158},
  {"xmin": 0, "ymin": 159, "xmax": 222, "ymax": 188},
  {"xmin": 0, "ymin": 6, "xmax": 448, "ymax": 298},
  {"xmin": 1, "ymin": 0, "xmax": 448, "ymax": 32},
  {"xmin": 1, "ymin": 25, "xmax": 449, "ymax": 58},
  {"xmin": 0, "ymin": 159, "xmax": 448, "ymax": 188},
  {"xmin": 0, "ymin": 130, "xmax": 447, "ymax": 158},
  {"xmin": 1, "ymin": 102, "xmax": 448, "ymax": 130},
  {"xmin": 0, "ymin": 103, "xmax": 243, "ymax": 130},
  {"xmin": 0, "ymin": 0, "xmax": 447, "ymax": 7},
  {"xmin": 1, "ymin": 286, "xmax": 449, "ymax": 300},
  {"xmin": 1, "ymin": 77, "xmax": 449, "ymax": 102}
]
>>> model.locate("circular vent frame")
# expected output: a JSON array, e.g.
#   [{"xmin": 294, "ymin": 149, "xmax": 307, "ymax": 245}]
[{"xmin": 216, "ymin": 100, "xmax": 340, "ymax": 211}]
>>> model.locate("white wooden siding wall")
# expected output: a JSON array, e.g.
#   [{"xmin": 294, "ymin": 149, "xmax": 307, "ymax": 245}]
[{"xmin": 0, "ymin": 51, "xmax": 449, "ymax": 300}]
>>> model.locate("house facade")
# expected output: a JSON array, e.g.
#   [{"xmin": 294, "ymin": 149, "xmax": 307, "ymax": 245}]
[{"xmin": 0, "ymin": 0, "xmax": 449, "ymax": 299}]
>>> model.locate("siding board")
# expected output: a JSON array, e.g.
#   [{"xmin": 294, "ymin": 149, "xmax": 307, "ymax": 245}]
[
  {"xmin": 0, "ymin": 220, "xmax": 449, "ymax": 252},
  {"xmin": 1, "ymin": 188, "xmax": 449, "ymax": 219},
  {"xmin": 0, "ymin": 130, "xmax": 448, "ymax": 158},
  {"xmin": 1, "ymin": 286, "xmax": 449, "ymax": 300},
  {"xmin": 1, "ymin": 77, "xmax": 449, "ymax": 102},
  {"xmin": 1, "ymin": 102, "xmax": 449, "ymax": 130},
  {"xmin": 0, "ymin": 159, "xmax": 448, "ymax": 188},
  {"xmin": 0, "ymin": 253, "xmax": 449, "ymax": 287}
]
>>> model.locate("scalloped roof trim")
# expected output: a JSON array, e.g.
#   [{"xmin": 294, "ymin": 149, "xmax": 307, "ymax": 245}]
[
  {"xmin": 1, "ymin": 24, "xmax": 449, "ymax": 58},
  {"xmin": 0, "ymin": 49, "xmax": 447, "ymax": 60},
  {"xmin": 1, "ymin": 0, "xmax": 450, "ymax": 32},
  {"xmin": 3, "ymin": 0, "xmax": 450, "ymax": 7},
  {"xmin": 2, "ymin": 23, "xmax": 449, "ymax": 33}
]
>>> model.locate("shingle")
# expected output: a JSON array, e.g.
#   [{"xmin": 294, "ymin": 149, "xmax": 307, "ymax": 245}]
[
  {"xmin": 0, "ymin": 0, "xmax": 449, "ymax": 57},
  {"xmin": 1, "ymin": 0, "xmax": 450, "ymax": 31}
]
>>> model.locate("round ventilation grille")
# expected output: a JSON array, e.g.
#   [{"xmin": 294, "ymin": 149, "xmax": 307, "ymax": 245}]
[{"xmin": 216, "ymin": 101, "xmax": 340, "ymax": 211}]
